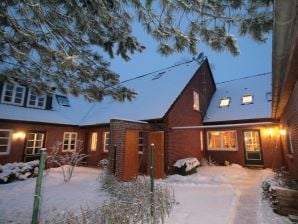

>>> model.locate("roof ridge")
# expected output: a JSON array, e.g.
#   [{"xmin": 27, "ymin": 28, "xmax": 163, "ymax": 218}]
[{"xmin": 216, "ymin": 72, "xmax": 271, "ymax": 85}]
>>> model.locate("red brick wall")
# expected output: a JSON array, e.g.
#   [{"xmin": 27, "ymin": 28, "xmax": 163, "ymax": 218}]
[
  {"xmin": 165, "ymin": 60, "xmax": 216, "ymax": 172},
  {"xmin": 0, "ymin": 120, "xmax": 87, "ymax": 164},
  {"xmin": 83, "ymin": 125, "xmax": 109, "ymax": 167},
  {"xmin": 280, "ymin": 80, "xmax": 298, "ymax": 178},
  {"xmin": 109, "ymin": 119, "xmax": 156, "ymax": 180},
  {"xmin": 205, "ymin": 125, "xmax": 284, "ymax": 169}
]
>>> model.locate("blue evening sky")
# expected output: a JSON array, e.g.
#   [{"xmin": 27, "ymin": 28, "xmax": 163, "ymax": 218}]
[{"xmin": 108, "ymin": 23, "xmax": 272, "ymax": 84}]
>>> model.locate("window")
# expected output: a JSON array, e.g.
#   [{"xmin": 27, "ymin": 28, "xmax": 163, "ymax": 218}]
[
  {"xmin": 90, "ymin": 132, "xmax": 97, "ymax": 151},
  {"xmin": 63, "ymin": 132, "xmax": 77, "ymax": 151},
  {"xmin": 56, "ymin": 95, "xmax": 70, "ymax": 106},
  {"xmin": 1, "ymin": 83, "xmax": 25, "ymax": 106},
  {"xmin": 138, "ymin": 132, "xmax": 145, "ymax": 154},
  {"xmin": 25, "ymin": 132, "xmax": 45, "ymax": 155},
  {"xmin": 200, "ymin": 131, "xmax": 204, "ymax": 151},
  {"xmin": 220, "ymin": 97, "xmax": 231, "ymax": 107},
  {"xmin": 27, "ymin": 89, "xmax": 46, "ymax": 109},
  {"xmin": 242, "ymin": 95, "xmax": 253, "ymax": 104},
  {"xmin": 0, "ymin": 129, "xmax": 12, "ymax": 155},
  {"xmin": 193, "ymin": 91, "xmax": 200, "ymax": 111},
  {"xmin": 266, "ymin": 92, "xmax": 272, "ymax": 102},
  {"xmin": 103, "ymin": 131, "xmax": 110, "ymax": 152},
  {"xmin": 287, "ymin": 130, "xmax": 294, "ymax": 154},
  {"xmin": 207, "ymin": 131, "xmax": 237, "ymax": 151}
]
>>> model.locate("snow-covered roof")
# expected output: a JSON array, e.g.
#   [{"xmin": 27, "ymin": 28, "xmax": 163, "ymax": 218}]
[
  {"xmin": 204, "ymin": 73, "xmax": 272, "ymax": 123},
  {"xmin": 0, "ymin": 60, "xmax": 202, "ymax": 125}
]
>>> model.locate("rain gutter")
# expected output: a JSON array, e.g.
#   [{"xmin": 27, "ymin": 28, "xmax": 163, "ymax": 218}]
[{"xmin": 272, "ymin": 0, "xmax": 297, "ymax": 119}]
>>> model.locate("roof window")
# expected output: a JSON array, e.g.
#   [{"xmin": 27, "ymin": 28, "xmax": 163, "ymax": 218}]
[
  {"xmin": 242, "ymin": 95, "xmax": 253, "ymax": 105},
  {"xmin": 56, "ymin": 95, "xmax": 70, "ymax": 107},
  {"xmin": 266, "ymin": 92, "xmax": 272, "ymax": 102},
  {"xmin": 219, "ymin": 97, "xmax": 230, "ymax": 107}
]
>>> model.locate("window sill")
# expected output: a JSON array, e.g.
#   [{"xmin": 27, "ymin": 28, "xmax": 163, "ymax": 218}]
[{"xmin": 208, "ymin": 149, "xmax": 238, "ymax": 152}]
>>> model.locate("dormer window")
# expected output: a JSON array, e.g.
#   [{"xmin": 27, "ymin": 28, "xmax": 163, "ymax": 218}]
[
  {"xmin": 242, "ymin": 95, "xmax": 253, "ymax": 105},
  {"xmin": 56, "ymin": 95, "xmax": 70, "ymax": 106},
  {"xmin": 27, "ymin": 89, "xmax": 46, "ymax": 109},
  {"xmin": 1, "ymin": 82, "xmax": 25, "ymax": 106},
  {"xmin": 219, "ymin": 97, "xmax": 230, "ymax": 107}
]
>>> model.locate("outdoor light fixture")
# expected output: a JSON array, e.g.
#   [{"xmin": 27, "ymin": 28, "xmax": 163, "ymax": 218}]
[
  {"xmin": 267, "ymin": 128, "xmax": 274, "ymax": 136},
  {"xmin": 13, "ymin": 131, "xmax": 26, "ymax": 140},
  {"xmin": 279, "ymin": 129, "xmax": 286, "ymax": 136}
]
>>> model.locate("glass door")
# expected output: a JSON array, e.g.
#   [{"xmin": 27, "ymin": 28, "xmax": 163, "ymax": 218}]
[{"xmin": 243, "ymin": 130, "xmax": 263, "ymax": 165}]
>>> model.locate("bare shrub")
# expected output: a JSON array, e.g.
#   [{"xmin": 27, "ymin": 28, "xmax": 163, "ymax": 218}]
[
  {"xmin": 99, "ymin": 175, "xmax": 176, "ymax": 224},
  {"xmin": 46, "ymin": 141, "xmax": 88, "ymax": 182}
]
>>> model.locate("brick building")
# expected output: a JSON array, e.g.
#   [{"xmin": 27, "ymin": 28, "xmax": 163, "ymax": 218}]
[
  {"xmin": 0, "ymin": 57, "xmax": 286, "ymax": 181},
  {"xmin": 272, "ymin": 0, "xmax": 298, "ymax": 178}
]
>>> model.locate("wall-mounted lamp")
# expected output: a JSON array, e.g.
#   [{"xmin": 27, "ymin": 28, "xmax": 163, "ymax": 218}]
[
  {"xmin": 267, "ymin": 128, "xmax": 274, "ymax": 136},
  {"xmin": 13, "ymin": 131, "xmax": 26, "ymax": 140},
  {"xmin": 279, "ymin": 129, "xmax": 286, "ymax": 136}
]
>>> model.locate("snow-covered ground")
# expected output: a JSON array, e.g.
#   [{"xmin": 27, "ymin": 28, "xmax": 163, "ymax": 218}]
[{"xmin": 0, "ymin": 165, "xmax": 291, "ymax": 224}]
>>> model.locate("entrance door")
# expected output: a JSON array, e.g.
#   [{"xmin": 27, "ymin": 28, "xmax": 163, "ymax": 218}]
[
  {"xmin": 24, "ymin": 132, "xmax": 45, "ymax": 162},
  {"xmin": 243, "ymin": 130, "xmax": 263, "ymax": 165},
  {"xmin": 147, "ymin": 131, "xmax": 164, "ymax": 178}
]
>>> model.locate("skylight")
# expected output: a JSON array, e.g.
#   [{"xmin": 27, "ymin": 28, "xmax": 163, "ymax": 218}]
[
  {"xmin": 266, "ymin": 92, "xmax": 272, "ymax": 101},
  {"xmin": 56, "ymin": 95, "xmax": 70, "ymax": 107},
  {"xmin": 242, "ymin": 95, "xmax": 253, "ymax": 104},
  {"xmin": 219, "ymin": 97, "xmax": 230, "ymax": 107}
]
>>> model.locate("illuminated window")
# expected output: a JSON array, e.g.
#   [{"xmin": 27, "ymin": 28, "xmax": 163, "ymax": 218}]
[
  {"xmin": 103, "ymin": 131, "xmax": 110, "ymax": 152},
  {"xmin": 1, "ymin": 83, "xmax": 25, "ymax": 106},
  {"xmin": 207, "ymin": 131, "xmax": 237, "ymax": 151},
  {"xmin": 25, "ymin": 132, "xmax": 45, "ymax": 155},
  {"xmin": 62, "ymin": 132, "xmax": 77, "ymax": 151},
  {"xmin": 90, "ymin": 132, "xmax": 97, "ymax": 151},
  {"xmin": 56, "ymin": 95, "xmax": 70, "ymax": 106},
  {"xmin": 138, "ymin": 132, "xmax": 145, "ymax": 154},
  {"xmin": 242, "ymin": 95, "xmax": 253, "ymax": 104},
  {"xmin": 193, "ymin": 91, "xmax": 200, "ymax": 111},
  {"xmin": 0, "ymin": 129, "xmax": 12, "ymax": 155},
  {"xmin": 27, "ymin": 89, "xmax": 46, "ymax": 109},
  {"xmin": 220, "ymin": 97, "xmax": 231, "ymax": 107}
]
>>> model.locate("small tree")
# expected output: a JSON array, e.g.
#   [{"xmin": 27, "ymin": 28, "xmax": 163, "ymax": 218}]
[{"xmin": 47, "ymin": 141, "xmax": 88, "ymax": 182}]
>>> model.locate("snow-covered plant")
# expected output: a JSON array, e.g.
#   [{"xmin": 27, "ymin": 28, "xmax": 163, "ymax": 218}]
[
  {"xmin": 100, "ymin": 175, "xmax": 175, "ymax": 224},
  {"xmin": 41, "ymin": 206, "xmax": 102, "ymax": 224},
  {"xmin": 47, "ymin": 141, "xmax": 88, "ymax": 182},
  {"xmin": 1, "ymin": 1, "xmax": 272, "ymax": 101},
  {"xmin": 0, "ymin": 160, "xmax": 39, "ymax": 184}
]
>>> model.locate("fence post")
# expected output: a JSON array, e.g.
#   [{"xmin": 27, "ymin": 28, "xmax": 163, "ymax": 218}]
[
  {"xmin": 31, "ymin": 148, "xmax": 46, "ymax": 224},
  {"xmin": 150, "ymin": 143, "xmax": 155, "ymax": 222}
]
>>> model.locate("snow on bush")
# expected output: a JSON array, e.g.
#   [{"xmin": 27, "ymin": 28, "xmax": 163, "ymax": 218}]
[
  {"xmin": 173, "ymin": 157, "xmax": 200, "ymax": 171},
  {"xmin": 100, "ymin": 175, "xmax": 176, "ymax": 224},
  {"xmin": 0, "ymin": 160, "xmax": 39, "ymax": 184}
]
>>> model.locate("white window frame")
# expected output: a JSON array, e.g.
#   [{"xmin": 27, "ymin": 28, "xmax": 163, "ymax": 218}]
[
  {"xmin": 220, "ymin": 97, "xmax": 231, "ymax": 107},
  {"xmin": 90, "ymin": 132, "xmax": 98, "ymax": 151},
  {"xmin": 1, "ymin": 82, "xmax": 25, "ymax": 106},
  {"xmin": 56, "ymin": 95, "xmax": 70, "ymax": 106},
  {"xmin": 0, "ymin": 129, "xmax": 12, "ymax": 155},
  {"xmin": 193, "ymin": 91, "xmax": 200, "ymax": 111},
  {"xmin": 26, "ymin": 88, "xmax": 46, "ymax": 109},
  {"xmin": 138, "ymin": 132, "xmax": 145, "ymax": 154},
  {"xmin": 242, "ymin": 95, "xmax": 254, "ymax": 105},
  {"xmin": 103, "ymin": 131, "xmax": 110, "ymax": 152},
  {"xmin": 207, "ymin": 130, "xmax": 238, "ymax": 151},
  {"xmin": 25, "ymin": 132, "xmax": 45, "ymax": 155},
  {"xmin": 62, "ymin": 132, "xmax": 77, "ymax": 152}
]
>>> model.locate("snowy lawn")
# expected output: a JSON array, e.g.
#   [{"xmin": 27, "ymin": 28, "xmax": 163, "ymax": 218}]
[{"xmin": 0, "ymin": 164, "xmax": 291, "ymax": 224}]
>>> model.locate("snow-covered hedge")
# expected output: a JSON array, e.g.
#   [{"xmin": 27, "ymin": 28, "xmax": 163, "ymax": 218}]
[
  {"xmin": 173, "ymin": 157, "xmax": 200, "ymax": 176},
  {"xmin": 0, "ymin": 160, "xmax": 39, "ymax": 184}
]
